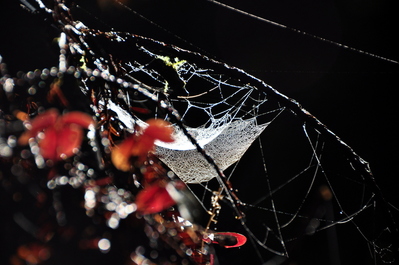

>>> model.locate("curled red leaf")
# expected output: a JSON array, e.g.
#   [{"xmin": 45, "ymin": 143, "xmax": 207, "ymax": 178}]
[
  {"xmin": 18, "ymin": 109, "xmax": 94, "ymax": 162},
  {"xmin": 204, "ymin": 232, "xmax": 247, "ymax": 248},
  {"xmin": 111, "ymin": 119, "xmax": 174, "ymax": 171},
  {"xmin": 143, "ymin": 119, "xmax": 174, "ymax": 143},
  {"xmin": 135, "ymin": 183, "xmax": 176, "ymax": 214}
]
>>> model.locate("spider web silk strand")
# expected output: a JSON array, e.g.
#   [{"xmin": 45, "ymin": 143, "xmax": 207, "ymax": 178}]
[{"xmin": 206, "ymin": 0, "xmax": 399, "ymax": 65}]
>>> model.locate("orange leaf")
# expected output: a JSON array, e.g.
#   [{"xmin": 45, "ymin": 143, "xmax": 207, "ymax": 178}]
[
  {"xmin": 111, "ymin": 136, "xmax": 136, "ymax": 171},
  {"xmin": 130, "ymin": 135, "xmax": 155, "ymax": 157}
]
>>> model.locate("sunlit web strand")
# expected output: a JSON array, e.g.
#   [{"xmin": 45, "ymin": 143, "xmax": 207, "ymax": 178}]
[
  {"xmin": 112, "ymin": 0, "xmax": 215, "ymax": 58},
  {"xmin": 257, "ymin": 121, "xmax": 288, "ymax": 257},
  {"xmin": 206, "ymin": 0, "xmax": 399, "ymax": 65},
  {"xmin": 242, "ymin": 199, "xmax": 373, "ymax": 226}
]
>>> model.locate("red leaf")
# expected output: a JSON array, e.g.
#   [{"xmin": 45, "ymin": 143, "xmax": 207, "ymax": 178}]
[
  {"xmin": 19, "ymin": 109, "xmax": 94, "ymax": 162},
  {"xmin": 18, "ymin": 109, "xmax": 58, "ymax": 145},
  {"xmin": 61, "ymin": 111, "xmax": 94, "ymax": 128},
  {"xmin": 57, "ymin": 124, "xmax": 83, "ymax": 159},
  {"xmin": 130, "ymin": 106, "xmax": 151, "ymax": 114},
  {"xmin": 39, "ymin": 127, "xmax": 58, "ymax": 160},
  {"xmin": 210, "ymin": 232, "xmax": 247, "ymax": 248},
  {"xmin": 29, "ymin": 109, "xmax": 58, "ymax": 134},
  {"xmin": 135, "ymin": 184, "xmax": 176, "ymax": 214},
  {"xmin": 143, "ymin": 119, "xmax": 174, "ymax": 143}
]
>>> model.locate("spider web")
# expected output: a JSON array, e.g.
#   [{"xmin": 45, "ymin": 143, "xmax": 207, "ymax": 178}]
[
  {"xmin": 143, "ymin": 52, "xmax": 272, "ymax": 183},
  {"xmin": 1, "ymin": 1, "xmax": 398, "ymax": 264},
  {"xmin": 80, "ymin": 28, "xmax": 398, "ymax": 263}
]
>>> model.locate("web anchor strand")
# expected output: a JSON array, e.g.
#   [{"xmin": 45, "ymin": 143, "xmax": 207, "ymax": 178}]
[{"xmin": 206, "ymin": 0, "xmax": 399, "ymax": 65}]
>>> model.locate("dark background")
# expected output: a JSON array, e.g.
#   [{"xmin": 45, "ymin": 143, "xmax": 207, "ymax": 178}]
[
  {"xmin": 1, "ymin": 0, "xmax": 397, "ymax": 187},
  {"xmin": 1, "ymin": 0, "xmax": 398, "ymax": 264}
]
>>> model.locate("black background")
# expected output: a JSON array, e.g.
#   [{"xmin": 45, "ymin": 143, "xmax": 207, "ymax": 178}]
[{"xmin": 1, "ymin": 0, "xmax": 398, "ymax": 264}]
